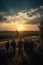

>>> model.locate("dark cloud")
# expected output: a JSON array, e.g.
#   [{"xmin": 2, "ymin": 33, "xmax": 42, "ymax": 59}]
[
  {"xmin": 0, "ymin": 15, "xmax": 7, "ymax": 22},
  {"xmin": 29, "ymin": 16, "xmax": 43, "ymax": 24},
  {"xmin": 0, "ymin": 0, "xmax": 43, "ymax": 24}
]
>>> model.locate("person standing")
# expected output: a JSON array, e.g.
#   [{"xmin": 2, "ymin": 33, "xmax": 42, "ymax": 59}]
[
  {"xmin": 24, "ymin": 39, "xmax": 29, "ymax": 53},
  {"xmin": 18, "ymin": 38, "xmax": 23, "ymax": 56},
  {"xmin": 11, "ymin": 40, "xmax": 16, "ymax": 55},
  {"xmin": 29, "ymin": 39, "xmax": 34, "ymax": 54},
  {"xmin": 5, "ymin": 40, "xmax": 10, "ymax": 52}
]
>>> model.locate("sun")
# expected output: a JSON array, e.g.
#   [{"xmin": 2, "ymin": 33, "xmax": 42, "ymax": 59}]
[
  {"xmin": 18, "ymin": 24, "xmax": 24, "ymax": 31},
  {"xmin": 17, "ymin": 24, "xmax": 24, "ymax": 31},
  {"xmin": 14, "ymin": 20, "xmax": 25, "ymax": 31}
]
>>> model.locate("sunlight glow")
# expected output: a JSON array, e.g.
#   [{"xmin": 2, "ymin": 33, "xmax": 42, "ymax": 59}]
[
  {"xmin": 14, "ymin": 20, "xmax": 25, "ymax": 31},
  {"xmin": 17, "ymin": 24, "xmax": 24, "ymax": 31}
]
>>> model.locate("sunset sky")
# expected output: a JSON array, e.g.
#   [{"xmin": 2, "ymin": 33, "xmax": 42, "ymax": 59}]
[{"xmin": 0, "ymin": 0, "xmax": 43, "ymax": 31}]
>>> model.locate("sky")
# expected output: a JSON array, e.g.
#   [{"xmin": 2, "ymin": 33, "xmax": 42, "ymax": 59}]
[{"xmin": 0, "ymin": 0, "xmax": 43, "ymax": 31}]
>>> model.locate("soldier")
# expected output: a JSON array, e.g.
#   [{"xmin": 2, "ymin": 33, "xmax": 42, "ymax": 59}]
[
  {"xmin": 18, "ymin": 38, "xmax": 23, "ymax": 56},
  {"xmin": 24, "ymin": 39, "xmax": 29, "ymax": 53},
  {"xmin": 8, "ymin": 44, "xmax": 14, "ymax": 58},
  {"xmin": 29, "ymin": 39, "xmax": 34, "ymax": 54},
  {"xmin": 5, "ymin": 40, "xmax": 10, "ymax": 52},
  {"xmin": 11, "ymin": 40, "xmax": 16, "ymax": 54}
]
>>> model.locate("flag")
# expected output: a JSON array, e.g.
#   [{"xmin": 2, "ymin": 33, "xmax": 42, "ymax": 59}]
[{"xmin": 16, "ymin": 30, "xmax": 21, "ymax": 38}]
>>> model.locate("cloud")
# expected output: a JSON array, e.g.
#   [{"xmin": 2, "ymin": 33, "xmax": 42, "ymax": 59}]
[
  {"xmin": 13, "ymin": 8, "xmax": 42, "ymax": 24},
  {"xmin": 0, "ymin": 6, "xmax": 43, "ymax": 24},
  {"xmin": 0, "ymin": 15, "xmax": 7, "ymax": 22},
  {"xmin": 40, "ymin": 5, "xmax": 43, "ymax": 9},
  {"xmin": 28, "ymin": 8, "xmax": 38, "ymax": 14}
]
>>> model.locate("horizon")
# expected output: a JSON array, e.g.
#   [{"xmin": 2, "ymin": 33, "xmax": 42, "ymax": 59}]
[
  {"xmin": 0, "ymin": 23, "xmax": 39, "ymax": 31},
  {"xmin": 0, "ymin": 30, "xmax": 39, "ymax": 32}
]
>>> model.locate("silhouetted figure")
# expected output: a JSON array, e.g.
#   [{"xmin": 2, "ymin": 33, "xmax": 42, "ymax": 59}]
[
  {"xmin": 8, "ymin": 45, "xmax": 14, "ymax": 58},
  {"xmin": 29, "ymin": 39, "xmax": 34, "ymax": 54},
  {"xmin": 0, "ymin": 48, "xmax": 7, "ymax": 65},
  {"xmin": 11, "ymin": 40, "xmax": 16, "ymax": 54},
  {"xmin": 18, "ymin": 38, "xmax": 23, "ymax": 56},
  {"xmin": 11, "ymin": 40, "xmax": 16, "ymax": 49},
  {"xmin": 5, "ymin": 40, "xmax": 10, "ymax": 52},
  {"xmin": 24, "ymin": 39, "xmax": 29, "ymax": 53},
  {"xmin": 37, "ymin": 40, "xmax": 40, "ymax": 48}
]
